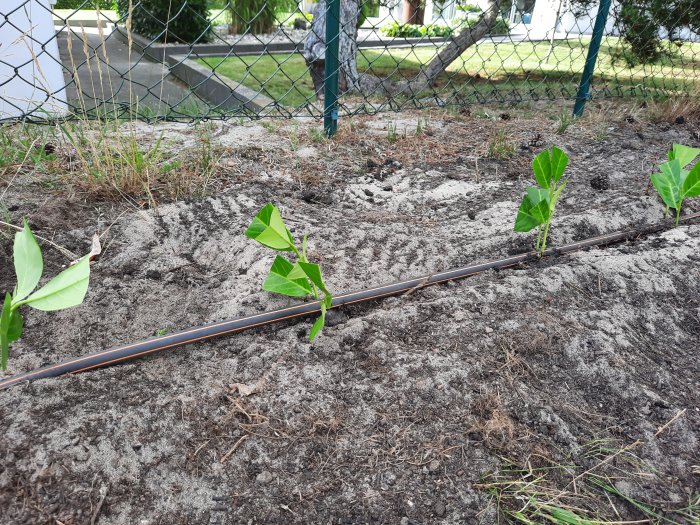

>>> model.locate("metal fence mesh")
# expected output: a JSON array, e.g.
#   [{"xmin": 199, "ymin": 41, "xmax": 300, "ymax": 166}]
[{"xmin": 1, "ymin": 0, "xmax": 698, "ymax": 123}]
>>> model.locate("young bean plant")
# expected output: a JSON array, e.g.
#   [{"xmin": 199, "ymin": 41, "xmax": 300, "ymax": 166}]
[
  {"xmin": 0, "ymin": 220, "xmax": 91, "ymax": 370},
  {"xmin": 245, "ymin": 203, "xmax": 332, "ymax": 342},
  {"xmin": 650, "ymin": 144, "xmax": 700, "ymax": 225},
  {"xmin": 514, "ymin": 146, "xmax": 569, "ymax": 256}
]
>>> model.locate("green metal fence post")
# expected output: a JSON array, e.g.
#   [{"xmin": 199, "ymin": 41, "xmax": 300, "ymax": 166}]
[
  {"xmin": 323, "ymin": 0, "xmax": 341, "ymax": 137},
  {"xmin": 573, "ymin": 0, "xmax": 612, "ymax": 117}
]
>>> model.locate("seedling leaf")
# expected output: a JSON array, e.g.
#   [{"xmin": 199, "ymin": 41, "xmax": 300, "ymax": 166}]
[
  {"xmin": 651, "ymin": 171, "xmax": 681, "ymax": 209},
  {"xmin": 682, "ymin": 162, "xmax": 700, "ymax": 197},
  {"xmin": 0, "ymin": 293, "xmax": 11, "ymax": 370},
  {"xmin": 531, "ymin": 146, "xmax": 568, "ymax": 188},
  {"xmin": 669, "ymin": 143, "xmax": 700, "ymax": 168},
  {"xmin": 532, "ymin": 149, "xmax": 552, "ymax": 188},
  {"xmin": 13, "ymin": 219, "xmax": 43, "ymax": 302},
  {"xmin": 22, "ymin": 256, "xmax": 90, "ymax": 311},
  {"xmin": 245, "ymin": 203, "xmax": 295, "ymax": 251},
  {"xmin": 309, "ymin": 311, "xmax": 325, "ymax": 342},
  {"xmin": 549, "ymin": 146, "xmax": 569, "ymax": 183},
  {"xmin": 515, "ymin": 193, "xmax": 547, "ymax": 232},
  {"xmin": 262, "ymin": 255, "xmax": 313, "ymax": 297},
  {"xmin": 296, "ymin": 261, "xmax": 329, "ymax": 294},
  {"xmin": 8, "ymin": 309, "xmax": 23, "ymax": 343}
]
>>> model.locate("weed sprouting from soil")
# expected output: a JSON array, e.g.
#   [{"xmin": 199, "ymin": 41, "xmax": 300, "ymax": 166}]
[
  {"xmin": 555, "ymin": 112, "xmax": 572, "ymax": 135},
  {"xmin": 487, "ymin": 130, "xmax": 516, "ymax": 159},
  {"xmin": 387, "ymin": 122, "xmax": 399, "ymax": 144},
  {"xmin": 480, "ymin": 434, "xmax": 699, "ymax": 524}
]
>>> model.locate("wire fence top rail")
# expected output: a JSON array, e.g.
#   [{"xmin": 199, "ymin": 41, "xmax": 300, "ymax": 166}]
[{"xmin": 0, "ymin": 0, "xmax": 698, "ymax": 124}]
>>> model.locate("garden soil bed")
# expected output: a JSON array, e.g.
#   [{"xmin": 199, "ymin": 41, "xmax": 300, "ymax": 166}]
[{"xmin": 1, "ymin": 104, "xmax": 699, "ymax": 524}]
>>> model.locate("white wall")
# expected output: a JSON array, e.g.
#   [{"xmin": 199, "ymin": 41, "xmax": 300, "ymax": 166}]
[{"xmin": 0, "ymin": 0, "xmax": 67, "ymax": 119}]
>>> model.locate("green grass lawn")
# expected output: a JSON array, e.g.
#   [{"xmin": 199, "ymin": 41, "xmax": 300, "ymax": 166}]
[{"xmin": 198, "ymin": 37, "xmax": 700, "ymax": 108}]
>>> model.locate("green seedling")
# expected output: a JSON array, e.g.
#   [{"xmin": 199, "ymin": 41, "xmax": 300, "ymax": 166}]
[
  {"xmin": 245, "ymin": 203, "xmax": 332, "ymax": 342},
  {"xmin": 387, "ymin": 122, "xmax": 398, "ymax": 144},
  {"xmin": 0, "ymin": 220, "xmax": 90, "ymax": 370},
  {"xmin": 650, "ymin": 143, "xmax": 700, "ymax": 226},
  {"xmin": 514, "ymin": 146, "xmax": 569, "ymax": 256}
]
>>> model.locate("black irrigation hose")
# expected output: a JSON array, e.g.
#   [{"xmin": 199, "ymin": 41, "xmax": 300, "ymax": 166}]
[{"xmin": 1, "ymin": 213, "xmax": 699, "ymax": 391}]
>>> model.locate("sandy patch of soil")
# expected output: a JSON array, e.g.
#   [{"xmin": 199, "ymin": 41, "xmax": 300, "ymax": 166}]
[{"xmin": 1, "ymin": 104, "xmax": 699, "ymax": 524}]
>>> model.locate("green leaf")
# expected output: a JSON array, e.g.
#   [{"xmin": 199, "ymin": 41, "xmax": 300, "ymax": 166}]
[
  {"xmin": 543, "ymin": 505, "xmax": 596, "ymax": 525},
  {"xmin": 531, "ymin": 146, "xmax": 568, "ymax": 188},
  {"xmin": 0, "ymin": 293, "xmax": 12, "ymax": 370},
  {"xmin": 13, "ymin": 219, "xmax": 43, "ymax": 302},
  {"xmin": 22, "ymin": 256, "xmax": 90, "ymax": 311},
  {"xmin": 262, "ymin": 255, "xmax": 312, "ymax": 297},
  {"xmin": 309, "ymin": 312, "xmax": 325, "ymax": 342},
  {"xmin": 682, "ymin": 162, "xmax": 700, "ymax": 198},
  {"xmin": 309, "ymin": 298, "xmax": 328, "ymax": 343},
  {"xmin": 549, "ymin": 146, "xmax": 569, "ymax": 183},
  {"xmin": 514, "ymin": 194, "xmax": 546, "ymax": 232},
  {"xmin": 526, "ymin": 186, "xmax": 548, "ymax": 207},
  {"xmin": 8, "ymin": 309, "xmax": 23, "ymax": 343},
  {"xmin": 532, "ymin": 148, "xmax": 552, "ymax": 188},
  {"xmin": 669, "ymin": 144, "xmax": 700, "ymax": 168},
  {"xmin": 651, "ymin": 160, "xmax": 687, "ymax": 209},
  {"xmin": 245, "ymin": 203, "xmax": 295, "ymax": 251},
  {"xmin": 296, "ymin": 261, "xmax": 329, "ymax": 294},
  {"xmin": 551, "ymin": 179, "xmax": 568, "ymax": 208}
]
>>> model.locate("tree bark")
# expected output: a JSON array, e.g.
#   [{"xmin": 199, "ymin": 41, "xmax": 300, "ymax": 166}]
[
  {"xmin": 304, "ymin": 0, "xmax": 502, "ymax": 98},
  {"xmin": 302, "ymin": 0, "xmax": 361, "ymax": 97},
  {"xmin": 402, "ymin": 0, "xmax": 425, "ymax": 24}
]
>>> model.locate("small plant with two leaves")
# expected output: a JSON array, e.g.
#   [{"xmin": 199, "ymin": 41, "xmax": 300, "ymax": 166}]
[
  {"xmin": 650, "ymin": 143, "xmax": 700, "ymax": 225},
  {"xmin": 514, "ymin": 146, "xmax": 569, "ymax": 256},
  {"xmin": 0, "ymin": 220, "xmax": 90, "ymax": 370},
  {"xmin": 245, "ymin": 203, "xmax": 332, "ymax": 342}
]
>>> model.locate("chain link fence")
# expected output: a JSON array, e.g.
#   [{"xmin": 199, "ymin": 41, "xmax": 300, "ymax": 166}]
[{"xmin": 0, "ymin": 0, "xmax": 698, "ymax": 124}]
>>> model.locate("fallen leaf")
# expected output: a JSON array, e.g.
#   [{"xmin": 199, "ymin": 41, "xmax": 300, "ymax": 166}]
[{"xmin": 88, "ymin": 233, "xmax": 102, "ymax": 262}]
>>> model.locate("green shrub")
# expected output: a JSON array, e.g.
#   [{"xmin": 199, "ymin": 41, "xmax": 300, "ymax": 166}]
[
  {"xmin": 55, "ymin": 0, "xmax": 116, "ymax": 9},
  {"xmin": 616, "ymin": 2, "xmax": 663, "ymax": 64},
  {"xmin": 571, "ymin": 0, "xmax": 700, "ymax": 64},
  {"xmin": 228, "ymin": 0, "xmax": 297, "ymax": 34},
  {"xmin": 450, "ymin": 15, "xmax": 510, "ymax": 34},
  {"xmin": 456, "ymin": 2, "xmax": 482, "ymax": 13},
  {"xmin": 491, "ymin": 16, "xmax": 510, "ymax": 34},
  {"xmin": 358, "ymin": 0, "xmax": 381, "ymax": 27},
  {"xmin": 381, "ymin": 21, "xmax": 454, "ymax": 38},
  {"xmin": 116, "ymin": 0, "xmax": 211, "ymax": 43}
]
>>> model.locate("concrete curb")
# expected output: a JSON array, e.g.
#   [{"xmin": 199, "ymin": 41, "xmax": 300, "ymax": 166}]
[
  {"xmin": 114, "ymin": 28, "xmax": 274, "ymax": 112},
  {"xmin": 113, "ymin": 27, "xmax": 513, "ymax": 113}
]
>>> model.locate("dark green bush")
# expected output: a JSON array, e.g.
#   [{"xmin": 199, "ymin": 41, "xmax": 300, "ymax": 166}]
[
  {"xmin": 228, "ymin": 0, "xmax": 297, "ymax": 34},
  {"xmin": 381, "ymin": 16, "xmax": 509, "ymax": 38},
  {"xmin": 381, "ymin": 21, "xmax": 454, "ymax": 38},
  {"xmin": 55, "ymin": 0, "xmax": 116, "ymax": 8},
  {"xmin": 116, "ymin": 0, "xmax": 211, "ymax": 43},
  {"xmin": 572, "ymin": 0, "xmax": 699, "ymax": 64}
]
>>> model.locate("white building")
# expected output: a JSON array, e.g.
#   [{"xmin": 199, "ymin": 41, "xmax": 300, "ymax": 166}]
[{"xmin": 373, "ymin": 0, "xmax": 612, "ymax": 39}]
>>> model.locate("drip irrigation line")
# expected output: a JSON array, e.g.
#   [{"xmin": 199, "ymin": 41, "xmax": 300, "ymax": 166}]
[{"xmin": 1, "ymin": 213, "xmax": 698, "ymax": 391}]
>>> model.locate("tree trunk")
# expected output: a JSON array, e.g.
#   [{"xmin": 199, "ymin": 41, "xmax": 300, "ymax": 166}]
[
  {"xmin": 302, "ymin": 0, "xmax": 361, "ymax": 97},
  {"xmin": 402, "ymin": 0, "xmax": 425, "ymax": 24},
  {"xmin": 304, "ymin": 0, "xmax": 502, "ymax": 98}
]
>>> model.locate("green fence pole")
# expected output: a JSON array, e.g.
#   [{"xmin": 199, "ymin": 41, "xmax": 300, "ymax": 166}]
[
  {"xmin": 323, "ymin": 0, "xmax": 341, "ymax": 137},
  {"xmin": 573, "ymin": 0, "xmax": 612, "ymax": 117}
]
